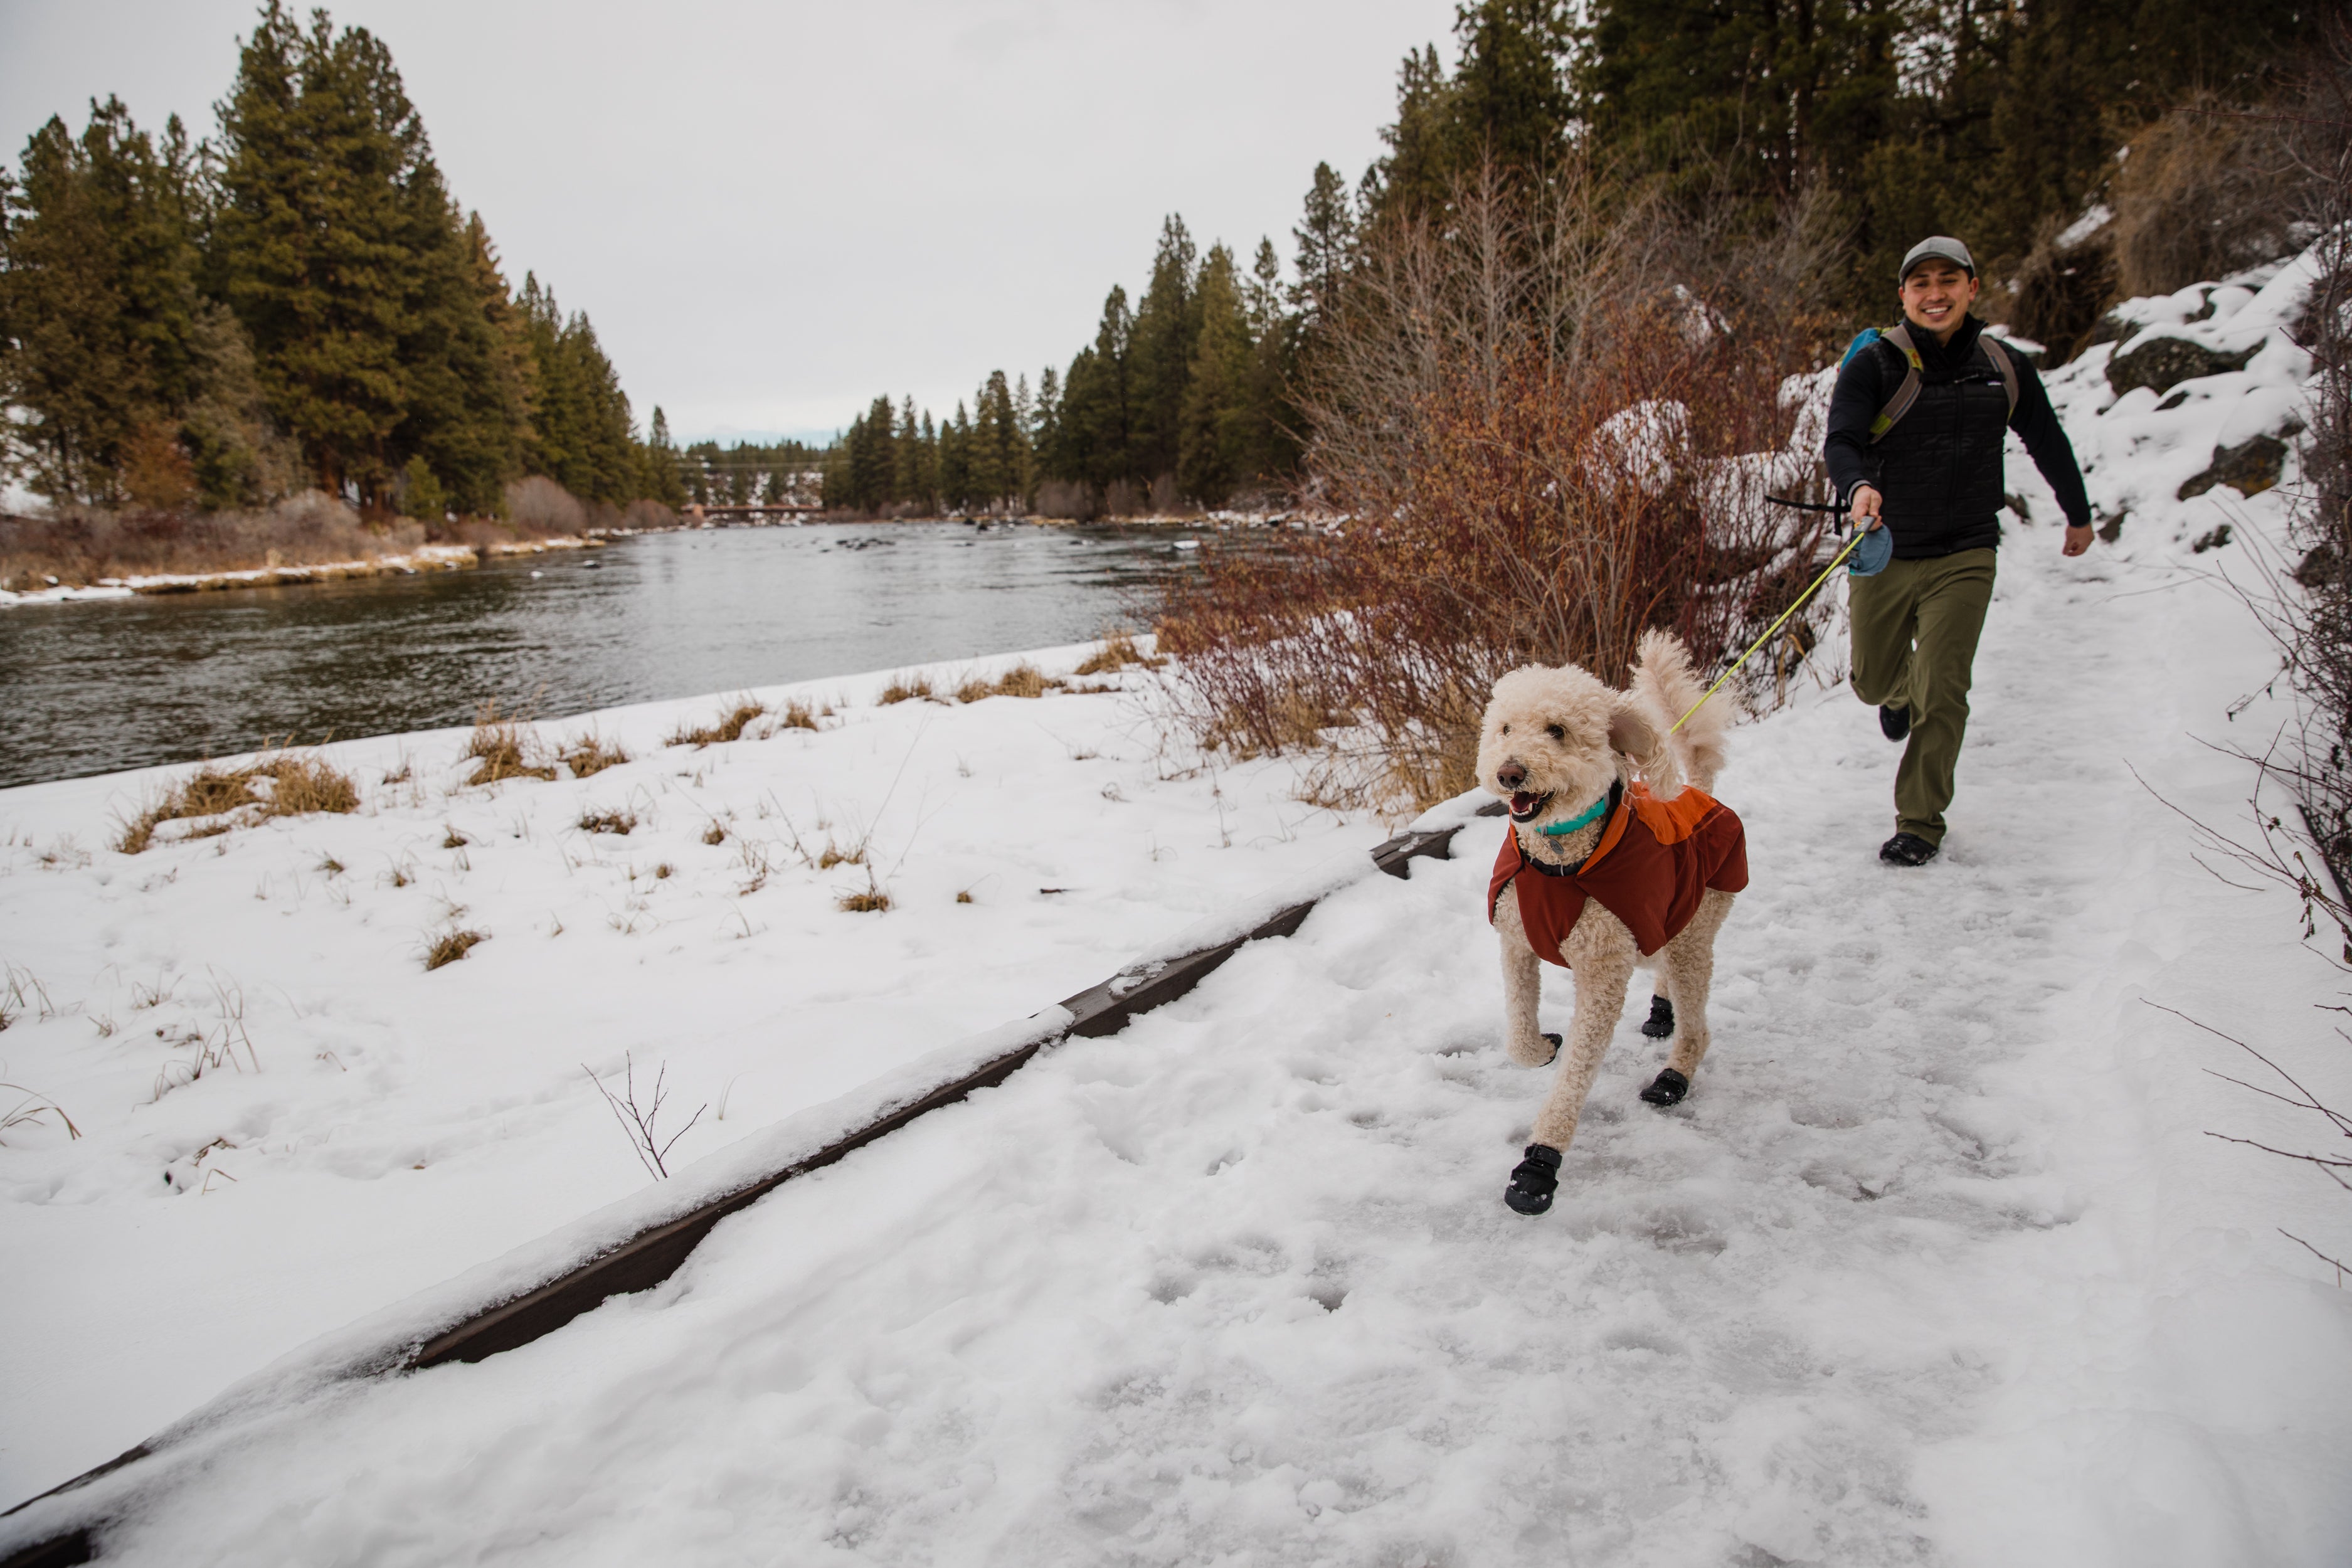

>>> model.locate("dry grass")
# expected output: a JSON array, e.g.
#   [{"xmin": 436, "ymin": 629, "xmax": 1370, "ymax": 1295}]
[
  {"xmin": 424, "ymin": 928, "xmax": 487, "ymax": 970},
  {"xmin": 464, "ymin": 702, "xmax": 557, "ymax": 787},
  {"xmin": 955, "ymin": 889, "xmax": 974, "ymax": 904},
  {"xmin": 879, "ymin": 675, "xmax": 933, "ymax": 705},
  {"xmin": 837, "ymin": 885, "xmax": 893, "ymax": 913},
  {"xmin": 667, "ymin": 700, "xmax": 765, "ymax": 748},
  {"xmin": 817, "ymin": 839, "xmax": 865, "ymax": 869},
  {"xmin": 953, "ymin": 676, "xmax": 993, "ymax": 704},
  {"xmin": 652, "ymin": 861, "xmax": 675, "ymax": 879},
  {"xmin": 1074, "ymin": 631, "xmax": 1167, "ymax": 675},
  {"xmin": 701, "ymin": 822, "xmax": 726, "ymax": 845},
  {"xmin": 561, "ymin": 734, "xmax": 631, "ymax": 778},
  {"xmin": 115, "ymin": 751, "xmax": 360, "ymax": 854},
  {"xmin": 580, "ymin": 807, "xmax": 638, "ymax": 835},
  {"xmin": 2111, "ymin": 93, "xmax": 2306, "ymax": 300},
  {"xmin": 0, "ymin": 1079, "xmax": 82, "ymax": 1144},
  {"xmin": 440, "ymin": 825, "xmax": 469, "ymax": 849},
  {"xmin": 0, "ymin": 492, "xmax": 420, "ymax": 590},
  {"xmin": 778, "ymin": 700, "xmax": 818, "ymax": 730}
]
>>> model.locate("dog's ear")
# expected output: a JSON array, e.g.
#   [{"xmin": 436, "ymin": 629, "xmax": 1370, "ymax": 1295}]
[
  {"xmin": 1608, "ymin": 699, "xmax": 1658, "ymax": 763},
  {"xmin": 1611, "ymin": 697, "xmax": 1684, "ymax": 797}
]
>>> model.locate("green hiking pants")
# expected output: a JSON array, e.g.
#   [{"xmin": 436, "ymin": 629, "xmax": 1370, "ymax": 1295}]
[{"xmin": 1848, "ymin": 547, "xmax": 1996, "ymax": 846}]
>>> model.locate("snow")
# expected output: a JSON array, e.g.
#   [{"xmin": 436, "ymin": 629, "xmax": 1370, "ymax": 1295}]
[{"xmin": 4, "ymin": 250, "xmax": 2351, "ymax": 1562}]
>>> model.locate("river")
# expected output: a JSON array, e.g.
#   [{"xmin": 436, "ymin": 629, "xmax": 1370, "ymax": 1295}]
[{"xmin": 0, "ymin": 521, "xmax": 1198, "ymax": 789}]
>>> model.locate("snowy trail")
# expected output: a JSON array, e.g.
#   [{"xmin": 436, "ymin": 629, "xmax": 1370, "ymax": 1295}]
[
  {"xmin": 58, "ymin": 524, "xmax": 2352, "ymax": 1565},
  {"xmin": 11, "ymin": 254, "xmax": 2352, "ymax": 1562}
]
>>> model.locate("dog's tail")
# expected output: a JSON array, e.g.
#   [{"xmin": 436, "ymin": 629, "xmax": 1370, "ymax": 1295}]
[{"xmin": 1630, "ymin": 630, "xmax": 1732, "ymax": 795}]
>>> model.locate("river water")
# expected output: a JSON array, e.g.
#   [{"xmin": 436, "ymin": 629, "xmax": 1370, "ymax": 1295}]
[{"xmin": 0, "ymin": 521, "xmax": 1197, "ymax": 789}]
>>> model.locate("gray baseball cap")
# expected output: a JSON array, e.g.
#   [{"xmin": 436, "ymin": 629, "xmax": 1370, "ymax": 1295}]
[{"xmin": 1899, "ymin": 236, "xmax": 1976, "ymax": 280}]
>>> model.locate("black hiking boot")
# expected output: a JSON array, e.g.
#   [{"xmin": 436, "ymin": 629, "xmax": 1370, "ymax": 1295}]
[
  {"xmin": 1878, "ymin": 705, "xmax": 1911, "ymax": 742},
  {"xmin": 1880, "ymin": 831, "xmax": 1939, "ymax": 866},
  {"xmin": 1640, "ymin": 1067, "xmax": 1690, "ymax": 1106},
  {"xmin": 1640, "ymin": 995, "xmax": 1675, "ymax": 1039},
  {"xmin": 1504, "ymin": 1143, "xmax": 1562, "ymax": 1215}
]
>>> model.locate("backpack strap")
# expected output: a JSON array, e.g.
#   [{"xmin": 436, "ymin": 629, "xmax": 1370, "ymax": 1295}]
[
  {"xmin": 1979, "ymin": 336, "xmax": 2021, "ymax": 421},
  {"xmin": 1867, "ymin": 324, "xmax": 1924, "ymax": 444}
]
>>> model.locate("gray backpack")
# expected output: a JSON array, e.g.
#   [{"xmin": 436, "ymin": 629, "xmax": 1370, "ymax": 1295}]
[{"xmin": 1841, "ymin": 323, "xmax": 2020, "ymax": 443}]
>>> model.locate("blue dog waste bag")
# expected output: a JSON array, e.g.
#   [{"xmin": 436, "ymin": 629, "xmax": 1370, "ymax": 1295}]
[{"xmin": 1848, "ymin": 524, "xmax": 1893, "ymax": 577}]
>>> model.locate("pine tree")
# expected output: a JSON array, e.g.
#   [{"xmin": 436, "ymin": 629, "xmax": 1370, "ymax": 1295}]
[
  {"xmin": 1053, "ymin": 285, "xmax": 1135, "ymax": 489},
  {"xmin": 396, "ymin": 209, "xmax": 526, "ymax": 514},
  {"xmin": 1177, "ymin": 245, "xmax": 1253, "ymax": 506},
  {"xmin": 1291, "ymin": 163, "xmax": 1355, "ymax": 334},
  {"xmin": 0, "ymin": 99, "xmax": 206, "ymax": 503},
  {"xmin": 212, "ymin": 4, "xmax": 450, "ymax": 502},
  {"xmin": 938, "ymin": 401, "xmax": 973, "ymax": 511},
  {"xmin": 1032, "ymin": 365, "xmax": 1061, "ymax": 472},
  {"xmin": 641, "ymin": 406, "xmax": 686, "ymax": 507},
  {"xmin": 1126, "ymin": 216, "xmax": 1199, "ymax": 485}
]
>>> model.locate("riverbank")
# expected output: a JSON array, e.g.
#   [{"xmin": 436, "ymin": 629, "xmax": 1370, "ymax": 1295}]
[{"xmin": 0, "ymin": 534, "xmax": 608, "ymax": 607}]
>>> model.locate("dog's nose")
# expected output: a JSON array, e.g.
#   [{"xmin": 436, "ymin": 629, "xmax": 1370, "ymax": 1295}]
[{"xmin": 1496, "ymin": 761, "xmax": 1527, "ymax": 790}]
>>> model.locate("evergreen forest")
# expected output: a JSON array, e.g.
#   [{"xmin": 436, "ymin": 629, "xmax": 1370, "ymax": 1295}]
[
  {"xmin": 0, "ymin": 3, "xmax": 686, "ymax": 524},
  {"xmin": 3, "ymin": 0, "xmax": 2328, "ymax": 528},
  {"xmin": 830, "ymin": 0, "xmax": 2323, "ymax": 517}
]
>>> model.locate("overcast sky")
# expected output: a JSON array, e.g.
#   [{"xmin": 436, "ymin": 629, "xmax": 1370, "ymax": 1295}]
[{"xmin": 1, "ymin": 0, "xmax": 1461, "ymax": 445}]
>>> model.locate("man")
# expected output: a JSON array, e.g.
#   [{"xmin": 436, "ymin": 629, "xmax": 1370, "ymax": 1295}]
[{"xmin": 1824, "ymin": 236, "xmax": 2094, "ymax": 867}]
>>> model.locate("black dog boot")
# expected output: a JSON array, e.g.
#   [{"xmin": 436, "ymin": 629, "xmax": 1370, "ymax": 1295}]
[
  {"xmin": 1640, "ymin": 1067, "xmax": 1690, "ymax": 1106},
  {"xmin": 1640, "ymin": 995, "xmax": 1675, "ymax": 1039},
  {"xmin": 1503, "ymin": 1143, "xmax": 1562, "ymax": 1215},
  {"xmin": 1539, "ymin": 1030, "xmax": 1562, "ymax": 1062}
]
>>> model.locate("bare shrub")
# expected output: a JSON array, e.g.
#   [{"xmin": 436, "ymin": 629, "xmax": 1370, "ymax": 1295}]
[
  {"xmin": 667, "ymin": 700, "xmax": 765, "ymax": 747},
  {"xmin": 620, "ymin": 499, "xmax": 678, "ymax": 531},
  {"xmin": 2257, "ymin": 28, "xmax": 2352, "ymax": 886},
  {"xmin": 0, "ymin": 490, "xmax": 425, "ymax": 589},
  {"xmin": 504, "ymin": 476, "xmax": 587, "ymax": 536},
  {"xmin": 2008, "ymin": 228, "xmax": 2121, "ymax": 362},
  {"xmin": 560, "ymin": 734, "xmax": 630, "ymax": 778},
  {"xmin": 464, "ymin": 702, "xmax": 557, "ymax": 786},
  {"xmin": 583, "ymin": 1052, "xmax": 705, "ymax": 1179},
  {"xmin": 115, "ymin": 750, "xmax": 361, "ymax": 853},
  {"xmin": 1161, "ymin": 165, "xmax": 1829, "ymax": 811},
  {"xmin": 425, "ymin": 927, "xmax": 487, "ymax": 970},
  {"xmin": 1035, "ymin": 479, "xmax": 1101, "ymax": 521},
  {"xmin": 1101, "ymin": 479, "xmax": 1144, "ymax": 518},
  {"xmin": 2112, "ymin": 93, "xmax": 2307, "ymax": 300}
]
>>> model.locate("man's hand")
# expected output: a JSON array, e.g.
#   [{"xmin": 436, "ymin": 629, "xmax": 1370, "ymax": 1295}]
[
  {"xmin": 2062, "ymin": 523, "xmax": 2095, "ymax": 558},
  {"xmin": 1849, "ymin": 484, "xmax": 1884, "ymax": 531}
]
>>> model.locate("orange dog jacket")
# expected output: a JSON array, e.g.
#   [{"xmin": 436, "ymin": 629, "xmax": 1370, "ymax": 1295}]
[{"xmin": 1488, "ymin": 783, "xmax": 1749, "ymax": 962}]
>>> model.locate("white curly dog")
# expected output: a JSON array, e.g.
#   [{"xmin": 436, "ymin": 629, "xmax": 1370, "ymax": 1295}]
[{"xmin": 1477, "ymin": 630, "xmax": 1746, "ymax": 1216}]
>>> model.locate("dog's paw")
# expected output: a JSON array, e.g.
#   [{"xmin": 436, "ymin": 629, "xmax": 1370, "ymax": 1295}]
[
  {"xmin": 1639, "ymin": 1067, "xmax": 1690, "ymax": 1106},
  {"xmin": 1503, "ymin": 1143, "xmax": 1562, "ymax": 1215},
  {"xmin": 1640, "ymin": 995, "xmax": 1675, "ymax": 1039},
  {"xmin": 1508, "ymin": 1031, "xmax": 1562, "ymax": 1067}
]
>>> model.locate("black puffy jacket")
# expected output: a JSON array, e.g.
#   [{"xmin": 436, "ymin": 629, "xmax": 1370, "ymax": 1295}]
[{"xmin": 1822, "ymin": 315, "xmax": 2091, "ymax": 559}]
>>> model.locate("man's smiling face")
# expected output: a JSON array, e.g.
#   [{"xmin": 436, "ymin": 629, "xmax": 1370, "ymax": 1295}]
[{"xmin": 1899, "ymin": 258, "xmax": 1979, "ymax": 341}]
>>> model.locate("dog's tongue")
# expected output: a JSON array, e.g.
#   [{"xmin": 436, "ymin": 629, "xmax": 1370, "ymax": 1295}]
[{"xmin": 1510, "ymin": 790, "xmax": 1542, "ymax": 817}]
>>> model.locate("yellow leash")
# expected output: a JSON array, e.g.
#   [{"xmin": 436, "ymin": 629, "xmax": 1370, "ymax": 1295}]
[{"xmin": 1666, "ymin": 531, "xmax": 1864, "ymax": 736}]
